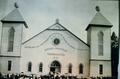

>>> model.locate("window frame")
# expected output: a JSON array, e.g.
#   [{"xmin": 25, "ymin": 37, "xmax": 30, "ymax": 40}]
[
  {"xmin": 79, "ymin": 64, "xmax": 83, "ymax": 74},
  {"xmin": 8, "ymin": 61, "xmax": 12, "ymax": 71},
  {"xmin": 99, "ymin": 64, "xmax": 103, "ymax": 75},
  {"xmin": 28, "ymin": 62, "xmax": 32, "ymax": 72},
  {"xmin": 98, "ymin": 31, "xmax": 104, "ymax": 56},
  {"xmin": 68, "ymin": 63, "xmax": 72, "ymax": 73},
  {"xmin": 8, "ymin": 27, "xmax": 15, "ymax": 52},
  {"xmin": 39, "ymin": 62, "xmax": 43, "ymax": 72}
]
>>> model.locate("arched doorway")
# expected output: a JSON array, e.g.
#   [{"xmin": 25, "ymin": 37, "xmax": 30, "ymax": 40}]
[{"xmin": 50, "ymin": 60, "xmax": 61, "ymax": 73}]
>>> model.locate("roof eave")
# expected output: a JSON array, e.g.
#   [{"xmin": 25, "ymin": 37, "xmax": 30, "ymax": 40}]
[
  {"xmin": 1, "ymin": 20, "xmax": 28, "ymax": 28},
  {"xmin": 85, "ymin": 24, "xmax": 113, "ymax": 31}
]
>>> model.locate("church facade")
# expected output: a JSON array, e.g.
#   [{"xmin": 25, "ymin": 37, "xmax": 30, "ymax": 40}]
[{"xmin": 0, "ymin": 8, "xmax": 112, "ymax": 77}]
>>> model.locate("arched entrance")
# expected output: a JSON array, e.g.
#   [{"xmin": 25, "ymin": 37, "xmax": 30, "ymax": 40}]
[{"xmin": 50, "ymin": 60, "xmax": 61, "ymax": 73}]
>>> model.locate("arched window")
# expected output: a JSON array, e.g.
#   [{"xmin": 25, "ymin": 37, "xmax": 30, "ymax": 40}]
[
  {"xmin": 98, "ymin": 31, "xmax": 104, "ymax": 56},
  {"xmin": 28, "ymin": 62, "xmax": 32, "ymax": 72},
  {"xmin": 39, "ymin": 62, "xmax": 43, "ymax": 72},
  {"xmin": 8, "ymin": 27, "xmax": 15, "ymax": 52},
  {"xmin": 68, "ymin": 63, "xmax": 72, "ymax": 73},
  {"xmin": 99, "ymin": 64, "xmax": 103, "ymax": 75},
  {"xmin": 79, "ymin": 64, "xmax": 83, "ymax": 74}
]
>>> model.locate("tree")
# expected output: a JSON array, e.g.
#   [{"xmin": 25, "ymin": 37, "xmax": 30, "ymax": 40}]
[{"xmin": 111, "ymin": 32, "xmax": 119, "ymax": 79}]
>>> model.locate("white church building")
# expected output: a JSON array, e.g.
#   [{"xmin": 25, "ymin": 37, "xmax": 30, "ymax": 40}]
[{"xmin": 0, "ymin": 7, "xmax": 112, "ymax": 77}]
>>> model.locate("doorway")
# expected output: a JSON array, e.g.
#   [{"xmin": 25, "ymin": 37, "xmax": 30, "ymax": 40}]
[{"xmin": 50, "ymin": 60, "xmax": 61, "ymax": 73}]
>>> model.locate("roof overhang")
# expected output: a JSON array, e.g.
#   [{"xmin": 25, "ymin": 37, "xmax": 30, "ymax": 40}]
[
  {"xmin": 85, "ymin": 24, "xmax": 113, "ymax": 31},
  {"xmin": 1, "ymin": 20, "xmax": 28, "ymax": 28}
]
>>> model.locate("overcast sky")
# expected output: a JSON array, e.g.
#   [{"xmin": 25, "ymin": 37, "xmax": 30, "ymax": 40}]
[{"xmin": 0, "ymin": 0, "xmax": 119, "ymax": 42}]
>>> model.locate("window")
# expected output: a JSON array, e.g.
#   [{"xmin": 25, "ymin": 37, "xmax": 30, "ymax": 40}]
[
  {"xmin": 79, "ymin": 64, "xmax": 83, "ymax": 74},
  {"xmin": 28, "ymin": 62, "xmax": 32, "ymax": 72},
  {"xmin": 8, "ymin": 61, "xmax": 12, "ymax": 71},
  {"xmin": 8, "ymin": 27, "xmax": 15, "ymax": 52},
  {"xmin": 98, "ymin": 31, "xmax": 104, "ymax": 56},
  {"xmin": 99, "ymin": 64, "xmax": 103, "ymax": 75},
  {"xmin": 53, "ymin": 38, "xmax": 60, "ymax": 45},
  {"xmin": 68, "ymin": 63, "xmax": 72, "ymax": 73},
  {"xmin": 39, "ymin": 63, "xmax": 43, "ymax": 72}
]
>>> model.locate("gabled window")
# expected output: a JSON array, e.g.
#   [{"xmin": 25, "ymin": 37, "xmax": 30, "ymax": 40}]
[
  {"xmin": 68, "ymin": 63, "xmax": 72, "ymax": 73},
  {"xmin": 99, "ymin": 64, "xmax": 103, "ymax": 75},
  {"xmin": 79, "ymin": 64, "xmax": 83, "ymax": 74},
  {"xmin": 8, "ymin": 61, "xmax": 12, "ymax": 71},
  {"xmin": 8, "ymin": 27, "xmax": 15, "ymax": 52},
  {"xmin": 39, "ymin": 62, "xmax": 43, "ymax": 72},
  {"xmin": 98, "ymin": 31, "xmax": 104, "ymax": 56},
  {"xmin": 28, "ymin": 62, "xmax": 32, "ymax": 72}
]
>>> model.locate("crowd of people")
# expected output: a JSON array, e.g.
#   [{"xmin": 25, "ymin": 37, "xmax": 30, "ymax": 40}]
[{"xmin": 0, "ymin": 72, "xmax": 115, "ymax": 79}]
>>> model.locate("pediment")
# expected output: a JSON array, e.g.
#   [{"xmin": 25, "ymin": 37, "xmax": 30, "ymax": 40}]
[{"xmin": 47, "ymin": 23, "xmax": 66, "ymax": 30}]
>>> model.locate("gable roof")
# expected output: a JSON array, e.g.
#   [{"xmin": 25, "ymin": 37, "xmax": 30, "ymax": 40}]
[
  {"xmin": 47, "ymin": 22, "xmax": 66, "ymax": 30},
  {"xmin": 86, "ymin": 12, "xmax": 112, "ymax": 30},
  {"xmin": 46, "ymin": 19, "xmax": 66, "ymax": 30},
  {"xmin": 23, "ymin": 21, "xmax": 89, "ymax": 47},
  {"xmin": 1, "ymin": 9, "xmax": 28, "ymax": 28}
]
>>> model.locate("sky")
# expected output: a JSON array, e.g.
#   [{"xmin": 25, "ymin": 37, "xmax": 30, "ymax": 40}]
[{"xmin": 0, "ymin": 0, "xmax": 118, "ymax": 42}]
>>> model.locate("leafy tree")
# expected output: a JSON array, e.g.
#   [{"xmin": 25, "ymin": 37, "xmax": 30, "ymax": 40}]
[
  {"xmin": 111, "ymin": 32, "xmax": 119, "ymax": 79},
  {"xmin": 111, "ymin": 32, "xmax": 119, "ymax": 48}
]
